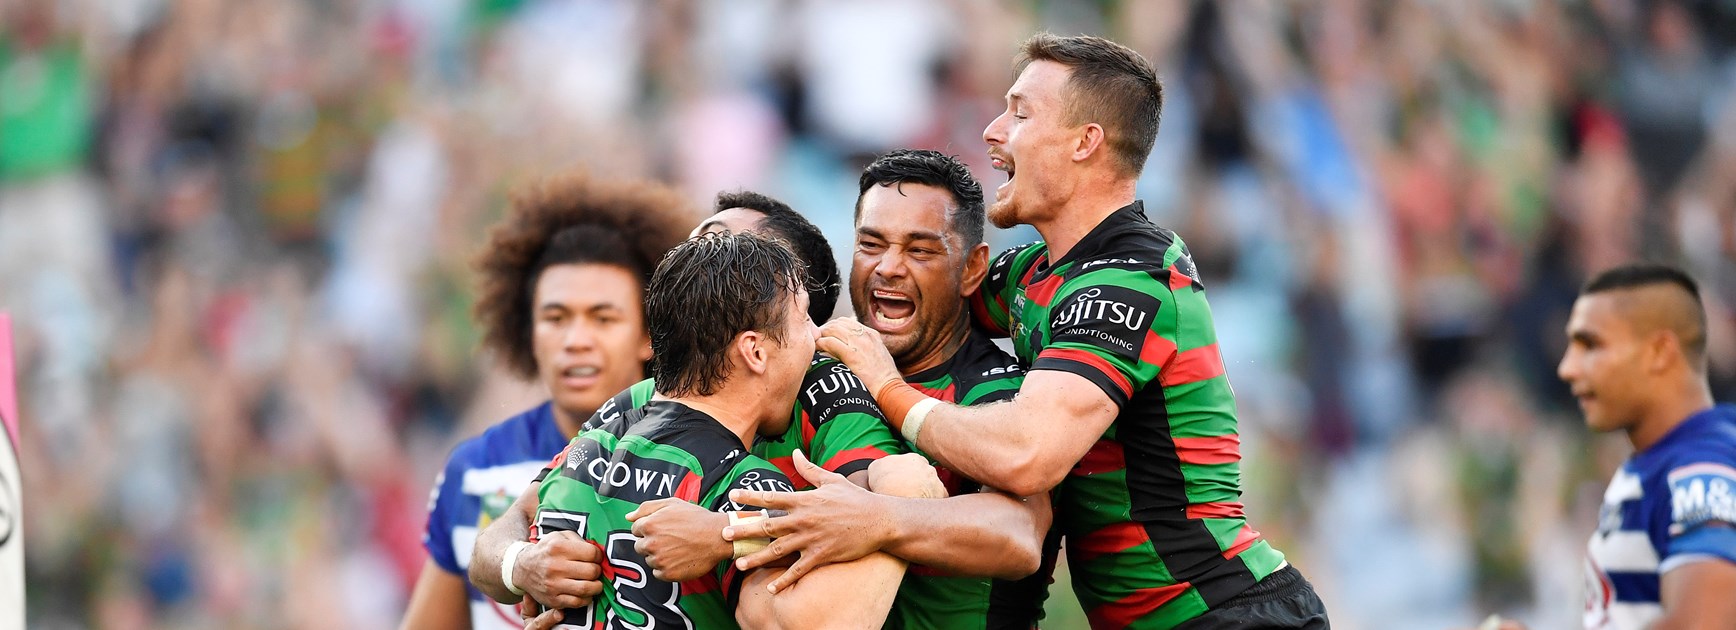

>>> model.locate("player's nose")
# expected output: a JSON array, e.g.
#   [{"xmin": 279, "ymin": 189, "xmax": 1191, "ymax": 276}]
[{"xmin": 984, "ymin": 112, "xmax": 1008, "ymax": 146}]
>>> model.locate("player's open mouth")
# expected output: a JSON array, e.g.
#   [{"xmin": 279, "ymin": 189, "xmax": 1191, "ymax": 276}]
[
  {"xmin": 870, "ymin": 289, "xmax": 916, "ymax": 331},
  {"xmin": 991, "ymin": 156, "xmax": 1015, "ymax": 195},
  {"xmin": 560, "ymin": 365, "xmax": 600, "ymax": 389}
]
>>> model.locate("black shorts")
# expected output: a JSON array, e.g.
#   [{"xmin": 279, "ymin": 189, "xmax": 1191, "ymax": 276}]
[{"xmin": 1175, "ymin": 565, "xmax": 1330, "ymax": 629}]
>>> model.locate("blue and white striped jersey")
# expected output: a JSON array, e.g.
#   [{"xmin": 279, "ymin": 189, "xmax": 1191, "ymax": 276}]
[
  {"xmin": 1585, "ymin": 405, "xmax": 1736, "ymax": 629},
  {"xmin": 424, "ymin": 401, "xmax": 570, "ymax": 630}
]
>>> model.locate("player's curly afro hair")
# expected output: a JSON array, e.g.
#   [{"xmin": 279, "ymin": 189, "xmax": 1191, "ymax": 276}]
[{"xmin": 474, "ymin": 171, "xmax": 699, "ymax": 379}]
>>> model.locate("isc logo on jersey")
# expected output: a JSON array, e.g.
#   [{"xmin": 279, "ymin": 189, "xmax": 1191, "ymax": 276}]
[{"xmin": 1668, "ymin": 463, "xmax": 1736, "ymax": 534}]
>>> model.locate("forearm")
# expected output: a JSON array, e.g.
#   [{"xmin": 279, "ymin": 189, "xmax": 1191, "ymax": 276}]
[
  {"xmin": 470, "ymin": 491, "xmax": 535, "ymax": 603},
  {"xmin": 880, "ymin": 492, "xmax": 1043, "ymax": 579},
  {"xmin": 916, "ymin": 401, "xmax": 1057, "ymax": 497},
  {"xmin": 737, "ymin": 552, "xmax": 907, "ymax": 630}
]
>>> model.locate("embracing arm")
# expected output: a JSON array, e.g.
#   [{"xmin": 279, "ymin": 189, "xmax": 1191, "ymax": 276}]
[
  {"xmin": 877, "ymin": 488, "xmax": 1049, "ymax": 579},
  {"xmin": 911, "ymin": 369, "xmax": 1115, "ymax": 497},
  {"xmin": 817, "ymin": 320, "xmax": 1118, "ymax": 498},
  {"xmin": 398, "ymin": 561, "xmax": 470, "ymax": 630},
  {"xmin": 1651, "ymin": 557, "xmax": 1736, "ymax": 630},
  {"xmin": 469, "ymin": 479, "xmax": 603, "ymax": 609},
  {"xmin": 735, "ymin": 552, "xmax": 907, "ymax": 630},
  {"xmin": 469, "ymin": 483, "xmax": 536, "ymax": 603},
  {"xmin": 732, "ymin": 455, "xmax": 923, "ymax": 630}
]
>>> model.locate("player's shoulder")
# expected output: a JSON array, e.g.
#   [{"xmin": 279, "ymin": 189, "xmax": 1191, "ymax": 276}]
[
  {"xmin": 951, "ymin": 333, "xmax": 1024, "ymax": 385},
  {"xmin": 805, "ymin": 351, "xmax": 846, "ymax": 377},
  {"xmin": 587, "ymin": 379, "xmax": 656, "ymax": 430},
  {"xmin": 798, "ymin": 353, "xmax": 886, "ymax": 426},
  {"xmin": 452, "ymin": 401, "xmax": 556, "ymax": 467},
  {"xmin": 630, "ymin": 401, "xmax": 753, "ymax": 472},
  {"xmin": 1652, "ymin": 406, "xmax": 1736, "ymax": 467}
]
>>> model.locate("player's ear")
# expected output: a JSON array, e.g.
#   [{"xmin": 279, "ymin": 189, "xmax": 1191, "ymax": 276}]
[
  {"xmin": 1645, "ymin": 330, "xmax": 1676, "ymax": 373},
  {"xmin": 736, "ymin": 330, "xmax": 770, "ymax": 376},
  {"xmin": 1073, "ymin": 123, "xmax": 1106, "ymax": 164},
  {"xmin": 960, "ymin": 242, "xmax": 991, "ymax": 297}
]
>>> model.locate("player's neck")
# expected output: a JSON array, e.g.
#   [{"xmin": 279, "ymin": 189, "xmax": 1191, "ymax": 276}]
[
  {"xmin": 1033, "ymin": 178, "xmax": 1135, "ymax": 262},
  {"xmin": 896, "ymin": 315, "xmax": 970, "ymax": 378},
  {"xmin": 551, "ymin": 403, "xmax": 587, "ymax": 440},
  {"xmin": 667, "ymin": 393, "xmax": 761, "ymax": 450},
  {"xmin": 1629, "ymin": 378, "xmax": 1715, "ymax": 452}
]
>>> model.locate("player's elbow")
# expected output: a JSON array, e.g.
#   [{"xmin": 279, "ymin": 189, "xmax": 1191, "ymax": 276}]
[
  {"xmin": 995, "ymin": 454, "xmax": 1065, "ymax": 498},
  {"xmin": 737, "ymin": 601, "xmax": 877, "ymax": 630},
  {"xmin": 990, "ymin": 538, "xmax": 1043, "ymax": 580}
]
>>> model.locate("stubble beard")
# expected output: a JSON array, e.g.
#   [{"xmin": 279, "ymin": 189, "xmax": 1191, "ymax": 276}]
[{"xmin": 988, "ymin": 197, "xmax": 1020, "ymax": 229}]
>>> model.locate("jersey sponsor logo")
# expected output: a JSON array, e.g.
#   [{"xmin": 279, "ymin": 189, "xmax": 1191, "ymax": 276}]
[
  {"xmin": 591, "ymin": 396, "xmax": 624, "ymax": 429},
  {"xmin": 1081, "ymin": 257, "xmax": 1144, "ymax": 269},
  {"xmin": 560, "ymin": 438, "xmax": 688, "ymax": 503},
  {"xmin": 1047, "ymin": 286, "xmax": 1162, "ymax": 358},
  {"xmin": 1172, "ymin": 249, "xmax": 1200, "ymax": 281},
  {"xmin": 720, "ymin": 469, "xmax": 794, "ymax": 512},
  {"xmin": 1667, "ymin": 463, "xmax": 1736, "ymax": 534},
  {"xmin": 1052, "ymin": 287, "xmax": 1153, "ymax": 333},
  {"xmin": 980, "ymin": 364, "xmax": 1022, "ymax": 377},
  {"xmin": 803, "ymin": 363, "xmax": 866, "ymax": 407}
]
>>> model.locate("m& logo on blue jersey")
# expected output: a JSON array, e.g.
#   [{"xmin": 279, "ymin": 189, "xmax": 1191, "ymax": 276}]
[{"xmin": 1667, "ymin": 463, "xmax": 1736, "ymax": 535}]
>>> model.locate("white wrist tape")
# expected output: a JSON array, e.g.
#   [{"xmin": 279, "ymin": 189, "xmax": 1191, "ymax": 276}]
[
  {"xmin": 728, "ymin": 510, "xmax": 773, "ymax": 559},
  {"xmin": 901, "ymin": 397, "xmax": 942, "ymax": 444},
  {"xmin": 502, "ymin": 540, "xmax": 532, "ymax": 597}
]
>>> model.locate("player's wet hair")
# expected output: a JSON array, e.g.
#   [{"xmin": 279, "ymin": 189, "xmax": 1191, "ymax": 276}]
[
  {"xmin": 856, "ymin": 149, "xmax": 986, "ymax": 246},
  {"xmin": 475, "ymin": 171, "xmax": 696, "ymax": 379},
  {"xmin": 647, "ymin": 232, "xmax": 811, "ymax": 397},
  {"xmin": 1017, "ymin": 32, "xmax": 1164, "ymax": 177},
  {"xmin": 713, "ymin": 190, "xmax": 840, "ymax": 323},
  {"xmin": 1583, "ymin": 263, "xmax": 1707, "ymax": 362}
]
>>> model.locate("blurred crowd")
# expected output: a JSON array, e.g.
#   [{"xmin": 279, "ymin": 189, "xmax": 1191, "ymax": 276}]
[{"xmin": 6, "ymin": 0, "xmax": 1736, "ymax": 628}]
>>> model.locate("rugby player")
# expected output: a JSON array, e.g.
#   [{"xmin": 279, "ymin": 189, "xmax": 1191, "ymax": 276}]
[
  {"xmin": 723, "ymin": 149, "xmax": 1055, "ymax": 629},
  {"xmin": 815, "ymin": 34, "xmax": 1329, "ymax": 628},
  {"xmin": 1557, "ymin": 264, "xmax": 1736, "ymax": 629},
  {"xmin": 468, "ymin": 191, "xmax": 905, "ymax": 608},
  {"xmin": 402, "ymin": 173, "xmax": 693, "ymax": 630},
  {"xmin": 524, "ymin": 231, "xmax": 923, "ymax": 629}
]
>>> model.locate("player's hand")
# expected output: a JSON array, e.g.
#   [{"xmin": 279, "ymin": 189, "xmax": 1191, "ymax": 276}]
[
  {"xmin": 522, "ymin": 606, "xmax": 563, "ymax": 630},
  {"xmin": 722, "ymin": 450, "xmax": 897, "ymax": 593},
  {"xmin": 627, "ymin": 498, "xmax": 732, "ymax": 582},
  {"xmin": 867, "ymin": 453, "xmax": 947, "ymax": 499},
  {"xmin": 516, "ymin": 530, "xmax": 604, "ymax": 610},
  {"xmin": 816, "ymin": 318, "xmax": 902, "ymax": 400}
]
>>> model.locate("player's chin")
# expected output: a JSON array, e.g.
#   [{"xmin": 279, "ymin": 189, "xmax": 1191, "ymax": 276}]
[
  {"xmin": 987, "ymin": 199, "xmax": 1021, "ymax": 230},
  {"xmin": 554, "ymin": 388, "xmax": 610, "ymax": 420}
]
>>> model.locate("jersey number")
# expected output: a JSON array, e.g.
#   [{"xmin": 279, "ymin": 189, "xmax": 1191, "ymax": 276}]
[{"xmin": 533, "ymin": 509, "xmax": 693, "ymax": 629}]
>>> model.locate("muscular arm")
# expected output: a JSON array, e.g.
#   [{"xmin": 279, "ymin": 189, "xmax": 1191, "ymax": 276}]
[
  {"xmin": 735, "ymin": 553, "xmax": 907, "ymax": 630},
  {"xmin": 469, "ymin": 479, "xmax": 603, "ymax": 609},
  {"xmin": 1650, "ymin": 557, "xmax": 1736, "ymax": 629},
  {"xmin": 469, "ymin": 483, "xmax": 537, "ymax": 603},
  {"xmin": 733, "ymin": 457, "xmax": 921, "ymax": 630},
  {"xmin": 876, "ymin": 489, "xmax": 1049, "ymax": 579},
  {"xmin": 818, "ymin": 321, "xmax": 1119, "ymax": 498},
  {"xmin": 398, "ymin": 560, "xmax": 470, "ymax": 630},
  {"xmin": 914, "ymin": 369, "xmax": 1116, "ymax": 496}
]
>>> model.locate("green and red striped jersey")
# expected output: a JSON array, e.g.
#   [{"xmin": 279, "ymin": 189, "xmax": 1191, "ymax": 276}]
[
  {"xmin": 536, "ymin": 400, "xmax": 794, "ymax": 629},
  {"xmin": 588, "ymin": 353, "xmax": 905, "ymax": 483},
  {"xmin": 972, "ymin": 202, "xmax": 1287, "ymax": 629},
  {"xmin": 890, "ymin": 331, "xmax": 1050, "ymax": 630}
]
